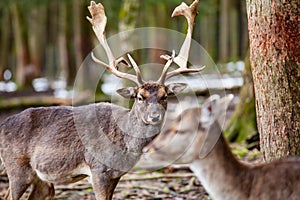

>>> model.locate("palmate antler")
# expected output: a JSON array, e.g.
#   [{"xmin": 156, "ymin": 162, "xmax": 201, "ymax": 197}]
[
  {"xmin": 87, "ymin": 1, "xmax": 144, "ymax": 86},
  {"xmin": 87, "ymin": 0, "xmax": 204, "ymax": 86},
  {"xmin": 158, "ymin": 0, "xmax": 205, "ymax": 85}
]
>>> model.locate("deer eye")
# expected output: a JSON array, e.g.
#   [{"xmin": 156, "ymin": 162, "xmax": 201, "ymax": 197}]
[
  {"xmin": 137, "ymin": 94, "xmax": 144, "ymax": 103},
  {"xmin": 161, "ymin": 95, "xmax": 167, "ymax": 101}
]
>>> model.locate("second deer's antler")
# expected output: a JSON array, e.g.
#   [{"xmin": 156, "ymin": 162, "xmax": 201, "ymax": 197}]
[
  {"xmin": 87, "ymin": 1, "xmax": 144, "ymax": 86},
  {"xmin": 158, "ymin": 0, "xmax": 205, "ymax": 84}
]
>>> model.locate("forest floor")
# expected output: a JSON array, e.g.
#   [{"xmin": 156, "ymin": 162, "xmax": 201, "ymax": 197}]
[{"xmin": 0, "ymin": 167, "xmax": 208, "ymax": 200}]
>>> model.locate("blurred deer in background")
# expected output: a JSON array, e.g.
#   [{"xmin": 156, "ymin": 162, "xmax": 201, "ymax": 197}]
[
  {"xmin": 0, "ymin": 0, "xmax": 203, "ymax": 200},
  {"xmin": 143, "ymin": 95, "xmax": 300, "ymax": 200}
]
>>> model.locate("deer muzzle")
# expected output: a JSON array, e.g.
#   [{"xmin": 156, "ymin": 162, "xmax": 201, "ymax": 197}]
[{"xmin": 146, "ymin": 103, "xmax": 165, "ymax": 125}]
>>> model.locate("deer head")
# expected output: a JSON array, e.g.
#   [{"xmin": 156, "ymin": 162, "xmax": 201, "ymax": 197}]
[
  {"xmin": 142, "ymin": 95, "xmax": 234, "ymax": 164},
  {"xmin": 87, "ymin": 1, "xmax": 204, "ymax": 125}
]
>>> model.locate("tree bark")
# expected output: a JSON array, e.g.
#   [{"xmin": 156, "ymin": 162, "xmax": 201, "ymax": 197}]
[
  {"xmin": 11, "ymin": 3, "xmax": 31, "ymax": 87},
  {"xmin": 58, "ymin": 1, "xmax": 69, "ymax": 81},
  {"xmin": 28, "ymin": 5, "xmax": 46, "ymax": 78},
  {"xmin": 246, "ymin": 0, "xmax": 300, "ymax": 161},
  {"xmin": 229, "ymin": 0, "xmax": 238, "ymax": 60},
  {"xmin": 0, "ymin": 8, "xmax": 10, "ymax": 81},
  {"xmin": 72, "ymin": 0, "xmax": 83, "ymax": 71},
  {"xmin": 219, "ymin": 0, "xmax": 229, "ymax": 61}
]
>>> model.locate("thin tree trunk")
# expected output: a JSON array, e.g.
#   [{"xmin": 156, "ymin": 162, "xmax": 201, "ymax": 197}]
[
  {"xmin": 199, "ymin": 14, "xmax": 210, "ymax": 58},
  {"xmin": 73, "ymin": 0, "xmax": 83, "ymax": 71},
  {"xmin": 11, "ymin": 3, "xmax": 30, "ymax": 87},
  {"xmin": 45, "ymin": 1, "xmax": 59, "ymax": 79},
  {"xmin": 229, "ymin": 0, "xmax": 238, "ymax": 60},
  {"xmin": 219, "ymin": 0, "xmax": 229, "ymax": 61},
  {"xmin": 28, "ymin": 5, "xmax": 46, "ymax": 78},
  {"xmin": 146, "ymin": 4, "xmax": 168, "ymax": 81},
  {"xmin": 246, "ymin": 0, "xmax": 300, "ymax": 161},
  {"xmin": 207, "ymin": 13, "xmax": 217, "ymax": 60},
  {"xmin": 58, "ymin": 1, "xmax": 69, "ymax": 81},
  {"xmin": 0, "ymin": 9, "xmax": 10, "ymax": 81},
  {"xmin": 239, "ymin": 0, "xmax": 249, "ymax": 59}
]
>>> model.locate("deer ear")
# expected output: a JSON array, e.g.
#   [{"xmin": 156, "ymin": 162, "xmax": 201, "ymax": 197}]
[
  {"xmin": 200, "ymin": 95, "xmax": 220, "ymax": 128},
  {"xmin": 116, "ymin": 87, "xmax": 136, "ymax": 99},
  {"xmin": 166, "ymin": 83, "xmax": 187, "ymax": 95},
  {"xmin": 201, "ymin": 94, "xmax": 234, "ymax": 127},
  {"xmin": 199, "ymin": 94, "xmax": 234, "ymax": 159}
]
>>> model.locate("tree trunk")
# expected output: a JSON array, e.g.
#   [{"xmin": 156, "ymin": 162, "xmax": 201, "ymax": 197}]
[
  {"xmin": 44, "ymin": 1, "xmax": 58, "ymax": 79},
  {"xmin": 11, "ymin": 3, "xmax": 31, "ymax": 87},
  {"xmin": 239, "ymin": 0, "xmax": 249, "ymax": 59},
  {"xmin": 28, "ymin": 5, "xmax": 46, "ymax": 78},
  {"xmin": 219, "ymin": 0, "xmax": 229, "ymax": 61},
  {"xmin": 246, "ymin": 0, "xmax": 300, "ymax": 161},
  {"xmin": 72, "ymin": 0, "xmax": 83, "ymax": 71},
  {"xmin": 229, "ymin": 0, "xmax": 238, "ymax": 60},
  {"xmin": 198, "ymin": 10, "xmax": 217, "ymax": 60},
  {"xmin": 58, "ymin": 1, "xmax": 69, "ymax": 80},
  {"xmin": 0, "ymin": 8, "xmax": 10, "ymax": 81}
]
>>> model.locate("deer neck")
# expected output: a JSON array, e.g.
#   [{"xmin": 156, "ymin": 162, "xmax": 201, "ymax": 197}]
[
  {"xmin": 190, "ymin": 122, "xmax": 251, "ymax": 200},
  {"xmin": 81, "ymin": 103, "xmax": 162, "ymax": 173},
  {"xmin": 119, "ymin": 104, "xmax": 162, "ymax": 151}
]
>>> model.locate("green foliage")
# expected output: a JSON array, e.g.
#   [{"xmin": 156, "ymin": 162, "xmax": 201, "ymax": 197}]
[
  {"xmin": 198, "ymin": 0, "xmax": 218, "ymax": 16},
  {"xmin": 0, "ymin": 0, "xmax": 48, "ymax": 10},
  {"xmin": 224, "ymin": 56, "xmax": 258, "ymax": 144},
  {"xmin": 145, "ymin": 0, "xmax": 182, "ymax": 5},
  {"xmin": 101, "ymin": 0, "xmax": 123, "ymax": 31},
  {"xmin": 225, "ymin": 97, "xmax": 257, "ymax": 142},
  {"xmin": 119, "ymin": 0, "xmax": 139, "ymax": 28},
  {"xmin": 142, "ymin": 0, "xmax": 218, "ymax": 16},
  {"xmin": 231, "ymin": 143, "xmax": 248, "ymax": 158}
]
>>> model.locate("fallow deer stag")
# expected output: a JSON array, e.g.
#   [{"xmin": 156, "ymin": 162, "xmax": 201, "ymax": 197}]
[
  {"xmin": 0, "ymin": 0, "xmax": 203, "ymax": 199},
  {"xmin": 143, "ymin": 95, "xmax": 300, "ymax": 200}
]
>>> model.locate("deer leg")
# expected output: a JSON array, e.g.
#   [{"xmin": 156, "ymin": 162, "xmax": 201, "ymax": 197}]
[
  {"xmin": 91, "ymin": 173, "xmax": 120, "ymax": 200},
  {"xmin": 4, "ymin": 188, "xmax": 10, "ymax": 200},
  {"xmin": 27, "ymin": 179, "xmax": 55, "ymax": 200},
  {"xmin": 3, "ymin": 159, "xmax": 35, "ymax": 200},
  {"xmin": 5, "ymin": 172, "xmax": 32, "ymax": 200},
  {"xmin": 106, "ymin": 177, "xmax": 120, "ymax": 200}
]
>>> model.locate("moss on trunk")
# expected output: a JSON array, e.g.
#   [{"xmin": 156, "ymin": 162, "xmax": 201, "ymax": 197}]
[{"xmin": 224, "ymin": 55, "xmax": 258, "ymax": 146}]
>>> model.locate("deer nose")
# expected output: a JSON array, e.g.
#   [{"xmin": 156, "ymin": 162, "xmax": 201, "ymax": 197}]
[
  {"xmin": 150, "ymin": 112, "xmax": 160, "ymax": 121},
  {"xmin": 148, "ymin": 104, "xmax": 164, "ymax": 124},
  {"xmin": 149, "ymin": 107, "xmax": 163, "ymax": 122},
  {"xmin": 150, "ymin": 115, "xmax": 161, "ymax": 124}
]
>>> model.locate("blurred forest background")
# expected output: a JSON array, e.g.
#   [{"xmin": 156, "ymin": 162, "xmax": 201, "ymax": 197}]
[
  {"xmin": 0, "ymin": 0, "xmax": 248, "ymax": 90},
  {"xmin": 0, "ymin": 0, "xmax": 255, "ymax": 144}
]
